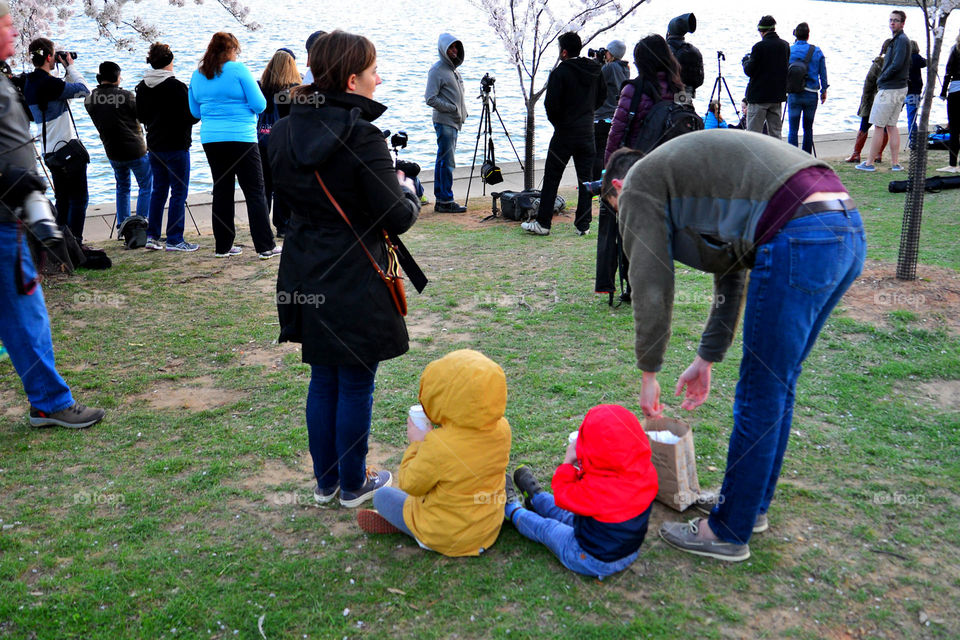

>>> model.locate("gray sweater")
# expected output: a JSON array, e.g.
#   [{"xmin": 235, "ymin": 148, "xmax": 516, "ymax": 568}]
[
  {"xmin": 878, "ymin": 31, "xmax": 910, "ymax": 90},
  {"xmin": 425, "ymin": 33, "xmax": 468, "ymax": 130},
  {"xmin": 617, "ymin": 130, "xmax": 827, "ymax": 372}
]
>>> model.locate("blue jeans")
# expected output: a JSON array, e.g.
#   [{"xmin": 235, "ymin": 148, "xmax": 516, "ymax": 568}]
[
  {"xmin": 306, "ymin": 362, "xmax": 378, "ymax": 493},
  {"xmin": 709, "ymin": 209, "xmax": 866, "ymax": 544},
  {"xmin": 0, "ymin": 223, "xmax": 74, "ymax": 414},
  {"xmin": 905, "ymin": 94, "xmax": 920, "ymax": 145},
  {"xmin": 433, "ymin": 123, "xmax": 458, "ymax": 202},
  {"xmin": 147, "ymin": 150, "xmax": 190, "ymax": 245},
  {"xmin": 372, "ymin": 487, "xmax": 416, "ymax": 538},
  {"xmin": 511, "ymin": 493, "xmax": 642, "ymax": 578},
  {"xmin": 787, "ymin": 92, "xmax": 819, "ymax": 153},
  {"xmin": 111, "ymin": 155, "xmax": 153, "ymax": 227}
]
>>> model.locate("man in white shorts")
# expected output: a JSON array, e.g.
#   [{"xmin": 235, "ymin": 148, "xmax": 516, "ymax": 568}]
[{"xmin": 857, "ymin": 10, "xmax": 910, "ymax": 172}]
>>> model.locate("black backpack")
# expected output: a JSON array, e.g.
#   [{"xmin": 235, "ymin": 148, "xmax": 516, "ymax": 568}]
[
  {"xmin": 670, "ymin": 41, "xmax": 704, "ymax": 90},
  {"xmin": 623, "ymin": 79, "xmax": 704, "ymax": 153},
  {"xmin": 257, "ymin": 85, "xmax": 287, "ymax": 144},
  {"xmin": 786, "ymin": 45, "xmax": 815, "ymax": 94},
  {"xmin": 492, "ymin": 190, "xmax": 565, "ymax": 222}
]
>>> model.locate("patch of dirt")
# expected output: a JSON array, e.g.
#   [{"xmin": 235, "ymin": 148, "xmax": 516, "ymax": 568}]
[
  {"xmin": 839, "ymin": 260, "xmax": 960, "ymax": 334},
  {"xmin": 905, "ymin": 379, "xmax": 960, "ymax": 412},
  {"xmin": 405, "ymin": 310, "xmax": 443, "ymax": 340},
  {"xmin": 238, "ymin": 342, "xmax": 300, "ymax": 369},
  {"xmin": 132, "ymin": 375, "xmax": 246, "ymax": 411},
  {"xmin": 0, "ymin": 387, "xmax": 23, "ymax": 420}
]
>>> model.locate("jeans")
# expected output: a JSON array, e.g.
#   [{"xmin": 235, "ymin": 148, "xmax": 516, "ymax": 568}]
[
  {"xmin": 948, "ymin": 92, "xmax": 960, "ymax": 166},
  {"xmin": 0, "ymin": 223, "xmax": 74, "ymax": 414},
  {"xmin": 306, "ymin": 362, "xmax": 378, "ymax": 493},
  {"xmin": 905, "ymin": 93, "xmax": 920, "ymax": 146},
  {"xmin": 433, "ymin": 123, "xmax": 458, "ymax": 202},
  {"xmin": 202, "ymin": 142, "xmax": 275, "ymax": 254},
  {"xmin": 787, "ymin": 92, "xmax": 819, "ymax": 153},
  {"xmin": 535, "ymin": 131, "xmax": 595, "ymax": 231},
  {"xmin": 147, "ymin": 150, "xmax": 190, "ymax": 245},
  {"xmin": 110, "ymin": 154, "xmax": 153, "ymax": 226},
  {"xmin": 511, "ymin": 492, "xmax": 642, "ymax": 578},
  {"xmin": 708, "ymin": 209, "xmax": 866, "ymax": 544},
  {"xmin": 371, "ymin": 487, "xmax": 416, "ymax": 538},
  {"xmin": 49, "ymin": 162, "xmax": 88, "ymax": 242},
  {"xmin": 746, "ymin": 102, "xmax": 782, "ymax": 139}
]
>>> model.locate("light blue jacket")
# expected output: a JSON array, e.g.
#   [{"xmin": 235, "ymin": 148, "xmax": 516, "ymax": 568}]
[
  {"xmin": 790, "ymin": 40, "xmax": 828, "ymax": 94},
  {"xmin": 189, "ymin": 61, "xmax": 266, "ymax": 143}
]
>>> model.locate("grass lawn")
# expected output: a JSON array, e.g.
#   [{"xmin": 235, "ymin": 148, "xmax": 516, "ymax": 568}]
[{"xmin": 2, "ymin": 149, "xmax": 959, "ymax": 639}]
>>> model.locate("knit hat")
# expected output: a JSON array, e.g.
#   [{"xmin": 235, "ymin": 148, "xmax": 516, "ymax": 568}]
[
  {"xmin": 606, "ymin": 39, "xmax": 626, "ymax": 60},
  {"xmin": 758, "ymin": 15, "xmax": 776, "ymax": 31},
  {"xmin": 0, "ymin": 1, "xmax": 9, "ymax": 18},
  {"xmin": 97, "ymin": 61, "xmax": 121, "ymax": 84},
  {"xmin": 277, "ymin": 47, "xmax": 295, "ymax": 60}
]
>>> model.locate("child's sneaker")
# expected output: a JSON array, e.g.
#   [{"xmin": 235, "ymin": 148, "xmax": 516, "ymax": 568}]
[
  {"xmin": 503, "ymin": 473, "xmax": 522, "ymax": 521},
  {"xmin": 513, "ymin": 465, "xmax": 543, "ymax": 509},
  {"xmin": 339, "ymin": 469, "xmax": 392, "ymax": 508},
  {"xmin": 313, "ymin": 483, "xmax": 339, "ymax": 505},
  {"xmin": 357, "ymin": 509, "xmax": 402, "ymax": 534}
]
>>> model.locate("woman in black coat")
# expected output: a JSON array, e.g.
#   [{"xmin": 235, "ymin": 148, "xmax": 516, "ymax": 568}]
[{"xmin": 268, "ymin": 31, "xmax": 420, "ymax": 509}]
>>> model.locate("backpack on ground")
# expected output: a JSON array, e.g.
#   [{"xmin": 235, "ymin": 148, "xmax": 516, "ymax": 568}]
[
  {"xmin": 786, "ymin": 45, "xmax": 815, "ymax": 94},
  {"xmin": 492, "ymin": 190, "xmax": 565, "ymax": 222},
  {"xmin": 117, "ymin": 215, "xmax": 148, "ymax": 249},
  {"xmin": 623, "ymin": 79, "xmax": 704, "ymax": 153}
]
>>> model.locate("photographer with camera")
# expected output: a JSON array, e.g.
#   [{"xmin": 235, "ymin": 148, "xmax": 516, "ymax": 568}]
[
  {"xmin": 425, "ymin": 33, "xmax": 468, "ymax": 213},
  {"xmin": 22, "ymin": 37, "xmax": 91, "ymax": 244},
  {"xmin": 666, "ymin": 13, "xmax": 704, "ymax": 99},
  {"xmin": 0, "ymin": 2, "xmax": 105, "ymax": 428}
]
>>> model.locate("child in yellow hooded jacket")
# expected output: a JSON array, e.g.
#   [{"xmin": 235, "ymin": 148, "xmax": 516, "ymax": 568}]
[{"xmin": 359, "ymin": 349, "xmax": 512, "ymax": 556}]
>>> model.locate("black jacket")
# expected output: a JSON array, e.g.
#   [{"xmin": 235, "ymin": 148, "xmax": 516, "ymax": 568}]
[
  {"xmin": 135, "ymin": 75, "xmax": 198, "ymax": 152},
  {"xmin": 268, "ymin": 91, "xmax": 420, "ymax": 366},
  {"xmin": 84, "ymin": 84, "xmax": 147, "ymax": 161},
  {"xmin": 544, "ymin": 57, "xmax": 606, "ymax": 135},
  {"xmin": 667, "ymin": 36, "xmax": 704, "ymax": 93},
  {"xmin": 743, "ymin": 31, "xmax": 791, "ymax": 103}
]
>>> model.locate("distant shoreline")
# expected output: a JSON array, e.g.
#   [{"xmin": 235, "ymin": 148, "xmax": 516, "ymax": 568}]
[{"xmin": 816, "ymin": 0, "xmax": 913, "ymax": 6}]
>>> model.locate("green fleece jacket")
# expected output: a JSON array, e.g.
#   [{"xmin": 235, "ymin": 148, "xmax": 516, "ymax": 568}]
[{"xmin": 617, "ymin": 130, "xmax": 829, "ymax": 372}]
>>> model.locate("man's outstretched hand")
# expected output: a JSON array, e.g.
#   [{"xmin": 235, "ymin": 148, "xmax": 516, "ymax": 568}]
[{"xmin": 675, "ymin": 356, "xmax": 713, "ymax": 411}]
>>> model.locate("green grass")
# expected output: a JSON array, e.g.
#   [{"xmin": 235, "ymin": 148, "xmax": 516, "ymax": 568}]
[{"xmin": 2, "ymin": 149, "xmax": 960, "ymax": 639}]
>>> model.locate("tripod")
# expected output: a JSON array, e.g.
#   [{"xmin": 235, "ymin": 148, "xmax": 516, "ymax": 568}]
[
  {"xmin": 707, "ymin": 51, "xmax": 741, "ymax": 125},
  {"xmin": 464, "ymin": 79, "xmax": 523, "ymax": 208}
]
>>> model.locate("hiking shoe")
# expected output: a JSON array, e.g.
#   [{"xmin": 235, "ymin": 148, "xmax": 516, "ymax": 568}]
[
  {"xmin": 692, "ymin": 491, "xmax": 768, "ymax": 534},
  {"xmin": 357, "ymin": 509, "xmax": 402, "ymax": 534},
  {"xmin": 659, "ymin": 518, "xmax": 751, "ymax": 562},
  {"xmin": 854, "ymin": 162, "xmax": 876, "ymax": 172},
  {"xmin": 144, "ymin": 237, "xmax": 164, "ymax": 251},
  {"xmin": 513, "ymin": 465, "xmax": 543, "ymax": 509},
  {"xmin": 313, "ymin": 484, "xmax": 339, "ymax": 505},
  {"xmin": 340, "ymin": 469, "xmax": 392, "ymax": 508},
  {"xmin": 937, "ymin": 165, "xmax": 958, "ymax": 172},
  {"xmin": 258, "ymin": 246, "xmax": 283, "ymax": 260},
  {"xmin": 214, "ymin": 246, "xmax": 242, "ymax": 258},
  {"xmin": 166, "ymin": 241, "xmax": 199, "ymax": 252},
  {"xmin": 890, "ymin": 164, "xmax": 904, "ymax": 172},
  {"xmin": 520, "ymin": 220, "xmax": 550, "ymax": 236},
  {"xmin": 503, "ymin": 473, "xmax": 523, "ymax": 521},
  {"xmin": 29, "ymin": 402, "xmax": 105, "ymax": 429},
  {"xmin": 434, "ymin": 201, "xmax": 466, "ymax": 213}
]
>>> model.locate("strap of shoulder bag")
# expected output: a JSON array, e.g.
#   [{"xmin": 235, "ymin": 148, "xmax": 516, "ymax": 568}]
[{"xmin": 314, "ymin": 171, "xmax": 389, "ymax": 281}]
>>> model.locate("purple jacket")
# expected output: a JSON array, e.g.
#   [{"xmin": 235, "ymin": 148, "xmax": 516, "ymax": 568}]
[{"xmin": 604, "ymin": 72, "xmax": 674, "ymax": 165}]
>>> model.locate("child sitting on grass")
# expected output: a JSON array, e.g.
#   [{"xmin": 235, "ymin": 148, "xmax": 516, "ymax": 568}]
[
  {"xmin": 504, "ymin": 404, "xmax": 658, "ymax": 578},
  {"xmin": 356, "ymin": 349, "xmax": 511, "ymax": 556}
]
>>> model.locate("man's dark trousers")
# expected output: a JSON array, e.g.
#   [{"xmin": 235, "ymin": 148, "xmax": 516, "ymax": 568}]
[{"xmin": 535, "ymin": 131, "xmax": 595, "ymax": 232}]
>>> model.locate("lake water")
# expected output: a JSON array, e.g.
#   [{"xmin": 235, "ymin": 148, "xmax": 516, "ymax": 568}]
[{"xmin": 17, "ymin": 0, "xmax": 947, "ymax": 205}]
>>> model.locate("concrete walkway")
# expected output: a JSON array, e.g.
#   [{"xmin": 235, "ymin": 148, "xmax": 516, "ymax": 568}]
[{"xmin": 81, "ymin": 129, "xmax": 876, "ymax": 243}]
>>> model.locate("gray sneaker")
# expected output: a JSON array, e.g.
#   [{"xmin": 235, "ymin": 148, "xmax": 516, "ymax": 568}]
[
  {"xmin": 313, "ymin": 483, "xmax": 339, "ymax": 506},
  {"xmin": 144, "ymin": 237, "xmax": 164, "ymax": 251},
  {"xmin": 339, "ymin": 469, "xmax": 392, "ymax": 508},
  {"xmin": 693, "ymin": 491, "xmax": 768, "ymax": 533},
  {"xmin": 166, "ymin": 241, "xmax": 200, "ymax": 252},
  {"xmin": 29, "ymin": 402, "xmax": 105, "ymax": 429},
  {"xmin": 659, "ymin": 518, "xmax": 751, "ymax": 562}
]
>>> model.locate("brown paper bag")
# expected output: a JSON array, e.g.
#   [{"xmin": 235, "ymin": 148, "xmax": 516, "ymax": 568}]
[{"xmin": 645, "ymin": 417, "xmax": 701, "ymax": 511}]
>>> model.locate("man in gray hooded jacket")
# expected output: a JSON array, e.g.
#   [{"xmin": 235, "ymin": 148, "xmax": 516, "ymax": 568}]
[{"xmin": 425, "ymin": 33, "xmax": 468, "ymax": 213}]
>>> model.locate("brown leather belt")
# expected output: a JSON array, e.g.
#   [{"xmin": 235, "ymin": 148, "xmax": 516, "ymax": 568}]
[{"xmin": 791, "ymin": 197, "xmax": 856, "ymax": 220}]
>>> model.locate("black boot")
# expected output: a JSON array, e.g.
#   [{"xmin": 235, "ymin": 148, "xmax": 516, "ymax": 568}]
[
  {"xmin": 503, "ymin": 473, "xmax": 523, "ymax": 522},
  {"xmin": 513, "ymin": 465, "xmax": 543, "ymax": 510}
]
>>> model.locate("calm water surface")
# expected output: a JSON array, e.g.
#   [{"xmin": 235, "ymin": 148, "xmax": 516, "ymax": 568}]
[{"xmin": 23, "ymin": 0, "xmax": 947, "ymax": 204}]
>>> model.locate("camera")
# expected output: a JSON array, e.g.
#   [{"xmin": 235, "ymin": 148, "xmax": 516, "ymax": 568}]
[
  {"xmin": 582, "ymin": 180, "xmax": 603, "ymax": 197},
  {"xmin": 390, "ymin": 131, "xmax": 408, "ymax": 151},
  {"xmin": 18, "ymin": 192, "xmax": 62, "ymax": 247},
  {"xmin": 382, "ymin": 130, "xmax": 420, "ymax": 178},
  {"xmin": 55, "ymin": 51, "xmax": 78, "ymax": 64},
  {"xmin": 587, "ymin": 47, "xmax": 608, "ymax": 63},
  {"xmin": 480, "ymin": 73, "xmax": 495, "ymax": 93}
]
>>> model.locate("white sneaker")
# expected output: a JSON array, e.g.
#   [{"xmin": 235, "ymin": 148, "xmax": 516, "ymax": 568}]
[
  {"xmin": 937, "ymin": 165, "xmax": 958, "ymax": 172},
  {"xmin": 520, "ymin": 220, "xmax": 550, "ymax": 236},
  {"xmin": 214, "ymin": 246, "xmax": 243, "ymax": 258},
  {"xmin": 144, "ymin": 237, "xmax": 163, "ymax": 251},
  {"xmin": 258, "ymin": 246, "xmax": 282, "ymax": 260}
]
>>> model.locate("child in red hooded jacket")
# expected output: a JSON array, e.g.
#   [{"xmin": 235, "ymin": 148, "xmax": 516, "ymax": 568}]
[{"xmin": 504, "ymin": 404, "xmax": 658, "ymax": 578}]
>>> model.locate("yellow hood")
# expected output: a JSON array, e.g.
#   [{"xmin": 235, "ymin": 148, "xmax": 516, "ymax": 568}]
[{"xmin": 419, "ymin": 349, "xmax": 507, "ymax": 430}]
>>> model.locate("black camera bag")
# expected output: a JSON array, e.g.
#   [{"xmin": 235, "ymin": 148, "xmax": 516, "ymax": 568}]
[
  {"xmin": 117, "ymin": 215, "xmax": 148, "ymax": 249},
  {"xmin": 493, "ymin": 190, "xmax": 565, "ymax": 221},
  {"xmin": 481, "ymin": 139, "xmax": 503, "ymax": 185}
]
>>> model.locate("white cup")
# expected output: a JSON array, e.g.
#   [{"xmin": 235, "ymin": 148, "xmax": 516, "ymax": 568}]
[
  {"xmin": 409, "ymin": 405, "xmax": 431, "ymax": 431},
  {"xmin": 567, "ymin": 430, "xmax": 579, "ymax": 446}
]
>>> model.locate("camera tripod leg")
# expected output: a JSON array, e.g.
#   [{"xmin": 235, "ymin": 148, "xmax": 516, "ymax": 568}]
[{"xmin": 464, "ymin": 99, "xmax": 493, "ymax": 207}]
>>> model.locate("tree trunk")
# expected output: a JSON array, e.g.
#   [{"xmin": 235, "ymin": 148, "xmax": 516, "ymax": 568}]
[
  {"xmin": 897, "ymin": 10, "xmax": 950, "ymax": 280},
  {"xmin": 524, "ymin": 101, "xmax": 536, "ymax": 190}
]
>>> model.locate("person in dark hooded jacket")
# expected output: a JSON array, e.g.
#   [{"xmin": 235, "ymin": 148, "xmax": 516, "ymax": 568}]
[
  {"xmin": 666, "ymin": 13, "xmax": 704, "ymax": 98},
  {"xmin": 269, "ymin": 30, "xmax": 420, "ymax": 509},
  {"xmin": 425, "ymin": 33, "xmax": 468, "ymax": 212},
  {"xmin": 521, "ymin": 32, "xmax": 605, "ymax": 236}
]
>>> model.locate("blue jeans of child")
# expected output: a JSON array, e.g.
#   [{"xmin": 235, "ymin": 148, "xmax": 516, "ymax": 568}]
[
  {"xmin": 708, "ymin": 209, "xmax": 866, "ymax": 544},
  {"xmin": 905, "ymin": 94, "xmax": 920, "ymax": 146},
  {"xmin": 433, "ymin": 123, "xmax": 458, "ymax": 202},
  {"xmin": 111, "ymin": 154, "xmax": 153, "ymax": 226},
  {"xmin": 787, "ymin": 91, "xmax": 819, "ymax": 153},
  {"xmin": 511, "ymin": 492, "xmax": 642, "ymax": 578},
  {"xmin": 147, "ymin": 150, "xmax": 190, "ymax": 245},
  {"xmin": 372, "ymin": 487, "xmax": 416, "ymax": 537},
  {"xmin": 0, "ymin": 223, "xmax": 74, "ymax": 413},
  {"xmin": 306, "ymin": 362, "xmax": 378, "ymax": 493}
]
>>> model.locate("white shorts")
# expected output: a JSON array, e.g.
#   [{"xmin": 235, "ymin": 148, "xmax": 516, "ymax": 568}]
[{"xmin": 869, "ymin": 87, "xmax": 908, "ymax": 128}]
